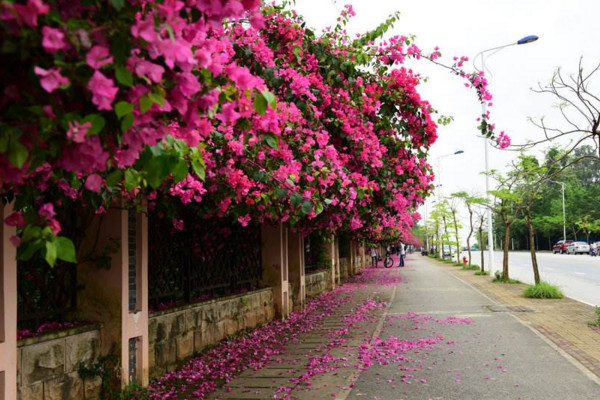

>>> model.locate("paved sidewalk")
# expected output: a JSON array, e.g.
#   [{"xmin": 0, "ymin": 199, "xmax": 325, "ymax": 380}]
[
  {"xmin": 207, "ymin": 267, "xmax": 400, "ymax": 400},
  {"xmin": 433, "ymin": 256, "xmax": 600, "ymax": 380},
  {"xmin": 198, "ymin": 255, "xmax": 600, "ymax": 399}
]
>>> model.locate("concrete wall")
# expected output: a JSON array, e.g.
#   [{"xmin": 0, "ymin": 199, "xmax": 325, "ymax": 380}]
[
  {"xmin": 17, "ymin": 326, "xmax": 101, "ymax": 400},
  {"xmin": 305, "ymin": 271, "xmax": 330, "ymax": 298},
  {"xmin": 148, "ymin": 288, "xmax": 274, "ymax": 378}
]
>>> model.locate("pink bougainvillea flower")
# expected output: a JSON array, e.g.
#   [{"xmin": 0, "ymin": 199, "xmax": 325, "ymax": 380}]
[
  {"xmin": 85, "ymin": 46, "xmax": 114, "ymax": 69},
  {"xmin": 38, "ymin": 203, "xmax": 56, "ymax": 220},
  {"xmin": 238, "ymin": 214, "xmax": 251, "ymax": 227},
  {"xmin": 129, "ymin": 57, "xmax": 164, "ymax": 83},
  {"xmin": 66, "ymin": 121, "xmax": 91, "ymax": 143},
  {"xmin": 48, "ymin": 218, "xmax": 61, "ymax": 235},
  {"xmin": 496, "ymin": 131, "xmax": 511, "ymax": 149},
  {"xmin": 10, "ymin": 235, "xmax": 21, "ymax": 247},
  {"xmin": 87, "ymin": 70, "xmax": 118, "ymax": 110},
  {"xmin": 173, "ymin": 219, "xmax": 184, "ymax": 230},
  {"xmin": 84, "ymin": 174, "xmax": 103, "ymax": 193},
  {"xmin": 33, "ymin": 66, "xmax": 68, "ymax": 93},
  {"xmin": 216, "ymin": 102, "xmax": 240, "ymax": 124},
  {"xmin": 60, "ymin": 136, "xmax": 109, "ymax": 172},
  {"xmin": 8, "ymin": 0, "xmax": 49, "ymax": 27},
  {"xmin": 4, "ymin": 211, "xmax": 25, "ymax": 227},
  {"xmin": 41, "ymin": 26, "xmax": 66, "ymax": 53}
]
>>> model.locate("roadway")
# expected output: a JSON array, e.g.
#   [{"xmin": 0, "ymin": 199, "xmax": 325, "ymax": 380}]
[{"xmin": 468, "ymin": 250, "xmax": 600, "ymax": 306}]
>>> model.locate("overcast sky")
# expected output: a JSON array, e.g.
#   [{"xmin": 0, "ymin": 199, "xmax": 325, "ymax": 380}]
[{"xmin": 291, "ymin": 0, "xmax": 600, "ymax": 233}]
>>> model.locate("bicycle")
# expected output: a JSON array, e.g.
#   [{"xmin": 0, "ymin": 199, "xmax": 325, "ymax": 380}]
[{"xmin": 383, "ymin": 252, "xmax": 394, "ymax": 268}]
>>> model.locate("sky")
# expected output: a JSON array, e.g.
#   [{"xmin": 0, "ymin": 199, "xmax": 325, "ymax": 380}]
[{"xmin": 288, "ymin": 0, "xmax": 600, "ymax": 238}]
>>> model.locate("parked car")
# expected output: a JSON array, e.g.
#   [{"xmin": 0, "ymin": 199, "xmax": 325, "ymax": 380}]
[
  {"xmin": 553, "ymin": 240, "xmax": 573, "ymax": 254},
  {"xmin": 443, "ymin": 245, "xmax": 456, "ymax": 257},
  {"xmin": 566, "ymin": 241, "xmax": 590, "ymax": 255}
]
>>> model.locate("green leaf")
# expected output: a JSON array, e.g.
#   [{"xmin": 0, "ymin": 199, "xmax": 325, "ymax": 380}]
[
  {"xmin": 148, "ymin": 93, "xmax": 164, "ymax": 106},
  {"xmin": 276, "ymin": 188, "xmax": 287, "ymax": 198},
  {"xmin": 139, "ymin": 96, "xmax": 153, "ymax": 114},
  {"xmin": 264, "ymin": 133, "xmax": 278, "ymax": 149},
  {"xmin": 314, "ymin": 201, "xmax": 324, "ymax": 216},
  {"xmin": 7, "ymin": 139, "xmax": 28, "ymax": 168},
  {"xmin": 22, "ymin": 225, "xmax": 42, "ymax": 242},
  {"xmin": 172, "ymin": 159, "xmax": 188, "ymax": 183},
  {"xmin": 18, "ymin": 240, "xmax": 43, "ymax": 261},
  {"xmin": 115, "ymin": 101, "xmax": 134, "ymax": 119},
  {"xmin": 106, "ymin": 170, "xmax": 123, "ymax": 187},
  {"xmin": 191, "ymin": 160, "xmax": 205, "ymax": 181},
  {"xmin": 110, "ymin": 0, "xmax": 125, "ymax": 10},
  {"xmin": 115, "ymin": 65, "xmax": 133, "ymax": 87},
  {"xmin": 56, "ymin": 237, "xmax": 77, "ymax": 263},
  {"xmin": 290, "ymin": 192, "xmax": 302, "ymax": 207},
  {"xmin": 145, "ymin": 155, "xmax": 179, "ymax": 189},
  {"xmin": 261, "ymin": 90, "xmax": 277, "ymax": 108},
  {"xmin": 82, "ymin": 114, "xmax": 105, "ymax": 135},
  {"xmin": 301, "ymin": 200, "xmax": 313, "ymax": 215},
  {"xmin": 121, "ymin": 113, "xmax": 134, "ymax": 132},
  {"xmin": 124, "ymin": 169, "xmax": 141, "ymax": 191},
  {"xmin": 253, "ymin": 93, "xmax": 267, "ymax": 116},
  {"xmin": 44, "ymin": 240, "xmax": 58, "ymax": 267}
]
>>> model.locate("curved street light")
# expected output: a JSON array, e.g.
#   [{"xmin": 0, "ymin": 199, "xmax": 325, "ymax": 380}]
[{"xmin": 474, "ymin": 35, "xmax": 539, "ymax": 278}]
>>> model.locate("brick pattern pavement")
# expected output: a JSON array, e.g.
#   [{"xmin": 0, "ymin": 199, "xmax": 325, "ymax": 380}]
[
  {"xmin": 433, "ymin": 258, "xmax": 600, "ymax": 380},
  {"xmin": 207, "ymin": 268, "xmax": 399, "ymax": 400}
]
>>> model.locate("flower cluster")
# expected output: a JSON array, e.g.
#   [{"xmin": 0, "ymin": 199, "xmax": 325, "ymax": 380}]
[{"xmin": 1, "ymin": 0, "xmax": 499, "ymax": 265}]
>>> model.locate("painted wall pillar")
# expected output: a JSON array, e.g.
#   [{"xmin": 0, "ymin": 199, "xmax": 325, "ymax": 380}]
[
  {"xmin": 359, "ymin": 241, "xmax": 366, "ymax": 269},
  {"xmin": 261, "ymin": 224, "xmax": 289, "ymax": 319},
  {"xmin": 77, "ymin": 204, "xmax": 149, "ymax": 387},
  {"xmin": 287, "ymin": 231, "xmax": 305, "ymax": 311},
  {"xmin": 0, "ymin": 203, "xmax": 17, "ymax": 400},
  {"xmin": 349, "ymin": 240, "xmax": 357, "ymax": 276},
  {"xmin": 334, "ymin": 236, "xmax": 341, "ymax": 284}
]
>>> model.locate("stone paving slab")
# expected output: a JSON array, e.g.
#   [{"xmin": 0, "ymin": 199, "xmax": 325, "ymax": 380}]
[
  {"xmin": 208, "ymin": 269, "xmax": 398, "ymax": 400},
  {"xmin": 433, "ymin": 258, "xmax": 600, "ymax": 381}
]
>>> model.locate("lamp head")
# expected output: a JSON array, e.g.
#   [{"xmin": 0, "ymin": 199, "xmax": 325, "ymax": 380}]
[
  {"xmin": 454, "ymin": 150, "xmax": 465, "ymax": 155},
  {"xmin": 517, "ymin": 35, "xmax": 539, "ymax": 45}
]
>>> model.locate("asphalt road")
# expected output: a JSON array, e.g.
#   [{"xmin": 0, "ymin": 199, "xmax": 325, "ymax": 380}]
[
  {"xmin": 467, "ymin": 250, "xmax": 600, "ymax": 306},
  {"xmin": 347, "ymin": 257, "xmax": 600, "ymax": 400}
]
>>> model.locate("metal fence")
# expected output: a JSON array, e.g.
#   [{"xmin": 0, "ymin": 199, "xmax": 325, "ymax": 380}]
[
  {"xmin": 148, "ymin": 214, "xmax": 263, "ymax": 311},
  {"xmin": 18, "ymin": 260, "xmax": 77, "ymax": 329}
]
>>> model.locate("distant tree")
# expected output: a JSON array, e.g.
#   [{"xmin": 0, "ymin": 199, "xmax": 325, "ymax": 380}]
[
  {"xmin": 453, "ymin": 191, "xmax": 488, "ymax": 266},
  {"xmin": 517, "ymin": 60, "xmax": 600, "ymax": 161},
  {"xmin": 474, "ymin": 208, "xmax": 486, "ymax": 272}
]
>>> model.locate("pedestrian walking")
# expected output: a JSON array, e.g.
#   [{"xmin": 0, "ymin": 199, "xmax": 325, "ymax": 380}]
[
  {"xmin": 399, "ymin": 241, "xmax": 406, "ymax": 267},
  {"xmin": 370, "ymin": 247, "xmax": 378, "ymax": 267}
]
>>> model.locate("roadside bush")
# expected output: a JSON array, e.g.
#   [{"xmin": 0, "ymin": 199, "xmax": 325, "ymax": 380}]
[
  {"xmin": 462, "ymin": 264, "xmax": 479, "ymax": 270},
  {"xmin": 474, "ymin": 270, "xmax": 489, "ymax": 276},
  {"xmin": 523, "ymin": 282, "xmax": 564, "ymax": 299},
  {"xmin": 593, "ymin": 306, "xmax": 600, "ymax": 326}
]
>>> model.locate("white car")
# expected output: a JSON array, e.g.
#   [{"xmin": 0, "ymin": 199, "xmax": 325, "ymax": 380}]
[{"xmin": 566, "ymin": 241, "xmax": 590, "ymax": 254}]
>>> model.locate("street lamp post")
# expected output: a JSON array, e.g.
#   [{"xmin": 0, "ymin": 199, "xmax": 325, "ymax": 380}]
[
  {"xmin": 549, "ymin": 180, "xmax": 567, "ymax": 243},
  {"xmin": 474, "ymin": 35, "xmax": 539, "ymax": 278},
  {"xmin": 435, "ymin": 150, "xmax": 465, "ymax": 199}
]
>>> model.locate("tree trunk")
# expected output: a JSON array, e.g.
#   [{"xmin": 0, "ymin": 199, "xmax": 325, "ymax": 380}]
[
  {"xmin": 467, "ymin": 207, "xmax": 473, "ymax": 265},
  {"xmin": 479, "ymin": 225, "xmax": 485, "ymax": 272},
  {"xmin": 525, "ymin": 211, "xmax": 540, "ymax": 284},
  {"xmin": 503, "ymin": 223, "xmax": 511, "ymax": 280},
  {"xmin": 452, "ymin": 210, "xmax": 460, "ymax": 265},
  {"xmin": 442, "ymin": 216, "xmax": 449, "ymax": 260}
]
